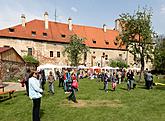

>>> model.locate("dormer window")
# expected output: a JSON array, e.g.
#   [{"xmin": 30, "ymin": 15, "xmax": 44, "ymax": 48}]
[
  {"xmin": 92, "ymin": 40, "xmax": 96, "ymax": 44},
  {"xmin": 105, "ymin": 41, "xmax": 109, "ymax": 45},
  {"xmin": 114, "ymin": 41, "xmax": 117, "ymax": 45},
  {"xmin": 61, "ymin": 34, "xmax": 66, "ymax": 38},
  {"xmin": 9, "ymin": 28, "xmax": 15, "ymax": 32},
  {"xmin": 32, "ymin": 31, "xmax": 36, "ymax": 36},
  {"xmin": 43, "ymin": 32, "xmax": 47, "ymax": 37}
]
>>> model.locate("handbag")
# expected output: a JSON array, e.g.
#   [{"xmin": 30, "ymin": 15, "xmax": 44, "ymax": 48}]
[{"xmin": 72, "ymin": 80, "xmax": 78, "ymax": 89}]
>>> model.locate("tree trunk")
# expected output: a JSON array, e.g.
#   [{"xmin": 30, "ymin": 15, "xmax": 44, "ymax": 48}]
[
  {"xmin": 139, "ymin": 54, "xmax": 145, "ymax": 82},
  {"xmin": 139, "ymin": 60, "xmax": 144, "ymax": 81}
]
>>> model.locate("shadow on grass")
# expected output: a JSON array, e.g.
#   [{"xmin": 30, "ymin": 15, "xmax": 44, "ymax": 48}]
[
  {"xmin": 99, "ymin": 88, "xmax": 104, "ymax": 91},
  {"xmin": 137, "ymin": 86, "xmax": 148, "ymax": 90},
  {"xmin": 155, "ymin": 86, "xmax": 165, "ymax": 90},
  {"xmin": 40, "ymin": 109, "xmax": 45, "ymax": 118},
  {"xmin": 120, "ymin": 87, "xmax": 128, "ymax": 91},
  {"xmin": 0, "ymin": 96, "xmax": 12, "ymax": 102},
  {"xmin": 99, "ymin": 88, "xmax": 115, "ymax": 92}
]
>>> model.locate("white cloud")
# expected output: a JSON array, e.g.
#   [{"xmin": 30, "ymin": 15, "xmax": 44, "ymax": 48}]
[
  {"xmin": 71, "ymin": 7, "xmax": 78, "ymax": 12},
  {"xmin": 160, "ymin": 5, "xmax": 165, "ymax": 14},
  {"xmin": 0, "ymin": 1, "xmax": 43, "ymax": 29}
]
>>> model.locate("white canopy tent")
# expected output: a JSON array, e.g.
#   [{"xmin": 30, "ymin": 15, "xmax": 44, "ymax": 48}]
[
  {"xmin": 127, "ymin": 67, "xmax": 141, "ymax": 72},
  {"xmin": 78, "ymin": 65, "xmax": 88, "ymax": 69},
  {"xmin": 37, "ymin": 64, "xmax": 58, "ymax": 80},
  {"xmin": 101, "ymin": 66, "xmax": 113, "ymax": 70},
  {"xmin": 37, "ymin": 64, "xmax": 57, "ymax": 70},
  {"xmin": 89, "ymin": 66, "xmax": 101, "ymax": 74},
  {"xmin": 90, "ymin": 66, "xmax": 101, "ymax": 70},
  {"xmin": 37, "ymin": 64, "xmax": 76, "ymax": 79},
  {"xmin": 101, "ymin": 66, "xmax": 119, "ymax": 73}
]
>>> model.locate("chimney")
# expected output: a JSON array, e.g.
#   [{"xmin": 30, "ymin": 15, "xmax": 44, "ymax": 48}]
[
  {"xmin": 115, "ymin": 19, "xmax": 122, "ymax": 33},
  {"xmin": 21, "ymin": 14, "xmax": 26, "ymax": 27},
  {"xmin": 68, "ymin": 17, "xmax": 72, "ymax": 31},
  {"xmin": 103, "ymin": 24, "xmax": 107, "ymax": 32},
  {"xmin": 44, "ymin": 12, "xmax": 49, "ymax": 29}
]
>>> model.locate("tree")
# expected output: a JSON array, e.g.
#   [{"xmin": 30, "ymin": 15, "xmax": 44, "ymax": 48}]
[
  {"xmin": 63, "ymin": 34, "xmax": 89, "ymax": 66},
  {"xmin": 23, "ymin": 55, "xmax": 39, "ymax": 64},
  {"xmin": 109, "ymin": 59, "xmax": 128, "ymax": 68},
  {"xmin": 118, "ymin": 7, "xmax": 155, "ymax": 81},
  {"xmin": 153, "ymin": 36, "xmax": 165, "ymax": 73}
]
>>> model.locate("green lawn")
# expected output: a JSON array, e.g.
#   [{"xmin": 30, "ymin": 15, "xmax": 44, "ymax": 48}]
[{"xmin": 0, "ymin": 77, "xmax": 165, "ymax": 121}]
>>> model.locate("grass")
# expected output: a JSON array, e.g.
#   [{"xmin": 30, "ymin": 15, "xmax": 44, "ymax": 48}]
[{"xmin": 0, "ymin": 76, "xmax": 165, "ymax": 121}]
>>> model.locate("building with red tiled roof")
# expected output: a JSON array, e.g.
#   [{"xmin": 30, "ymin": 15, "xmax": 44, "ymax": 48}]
[{"xmin": 0, "ymin": 12, "xmax": 134, "ymax": 67}]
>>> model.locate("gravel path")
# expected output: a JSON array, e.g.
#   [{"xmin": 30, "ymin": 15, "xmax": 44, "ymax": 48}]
[{"xmin": 1, "ymin": 82, "xmax": 25, "ymax": 92}]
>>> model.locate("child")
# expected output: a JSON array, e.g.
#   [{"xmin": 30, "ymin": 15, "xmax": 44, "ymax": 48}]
[{"xmin": 112, "ymin": 72, "xmax": 117, "ymax": 91}]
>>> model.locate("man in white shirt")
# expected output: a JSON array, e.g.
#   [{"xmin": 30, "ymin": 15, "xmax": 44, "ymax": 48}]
[{"xmin": 29, "ymin": 71, "xmax": 43, "ymax": 121}]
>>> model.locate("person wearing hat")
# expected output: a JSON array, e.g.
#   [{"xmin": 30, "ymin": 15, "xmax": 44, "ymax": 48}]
[{"xmin": 29, "ymin": 71, "xmax": 43, "ymax": 121}]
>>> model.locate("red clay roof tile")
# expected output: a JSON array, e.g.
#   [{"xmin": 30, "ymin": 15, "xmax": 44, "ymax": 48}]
[
  {"xmin": 0, "ymin": 47, "xmax": 12, "ymax": 53},
  {"xmin": 0, "ymin": 19, "xmax": 126, "ymax": 50}
]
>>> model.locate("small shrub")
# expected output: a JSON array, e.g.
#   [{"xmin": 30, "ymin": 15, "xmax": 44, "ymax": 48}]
[
  {"xmin": 109, "ymin": 60, "xmax": 128, "ymax": 68},
  {"xmin": 23, "ymin": 55, "xmax": 39, "ymax": 64}
]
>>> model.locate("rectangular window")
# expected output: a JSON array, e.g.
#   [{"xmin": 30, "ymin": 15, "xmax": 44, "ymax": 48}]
[
  {"xmin": 50, "ymin": 51, "xmax": 53, "ymax": 57},
  {"xmin": 43, "ymin": 32, "xmax": 47, "ymax": 37},
  {"xmin": 32, "ymin": 31, "xmax": 36, "ymax": 36},
  {"xmin": 28, "ymin": 48, "xmax": 32, "ymax": 56},
  {"xmin": 119, "ymin": 54, "xmax": 122, "ymax": 59},
  {"xmin": 105, "ymin": 55, "xmax": 108, "ymax": 60},
  {"xmin": 9, "ymin": 28, "xmax": 15, "ymax": 32},
  {"xmin": 84, "ymin": 52, "xmax": 87, "ymax": 60},
  {"xmin": 57, "ymin": 51, "xmax": 60, "ymax": 58}
]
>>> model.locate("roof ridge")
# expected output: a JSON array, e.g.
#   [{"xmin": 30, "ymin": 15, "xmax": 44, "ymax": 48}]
[
  {"xmin": 30, "ymin": 19, "xmax": 115, "ymax": 31},
  {"xmin": 0, "ymin": 18, "xmax": 115, "ymax": 32}
]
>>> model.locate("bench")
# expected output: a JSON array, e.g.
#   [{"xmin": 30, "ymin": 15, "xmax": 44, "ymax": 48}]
[
  {"xmin": 0, "ymin": 90, "xmax": 16, "ymax": 99},
  {"xmin": 0, "ymin": 85, "xmax": 4, "ymax": 92}
]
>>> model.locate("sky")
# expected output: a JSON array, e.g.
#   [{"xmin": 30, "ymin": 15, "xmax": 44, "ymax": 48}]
[{"xmin": 0, "ymin": 0, "xmax": 165, "ymax": 34}]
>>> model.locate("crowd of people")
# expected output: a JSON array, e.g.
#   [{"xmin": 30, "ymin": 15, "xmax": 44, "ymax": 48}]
[
  {"xmin": 23, "ymin": 68, "xmax": 79, "ymax": 121},
  {"xmin": 98, "ymin": 68, "xmax": 136, "ymax": 92},
  {"xmin": 94, "ymin": 68, "xmax": 152, "ymax": 92},
  {"xmin": 22, "ymin": 67, "xmax": 153, "ymax": 121}
]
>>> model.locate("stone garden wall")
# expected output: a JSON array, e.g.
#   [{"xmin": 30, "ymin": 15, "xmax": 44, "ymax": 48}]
[{"xmin": 0, "ymin": 60, "xmax": 25, "ymax": 83}]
